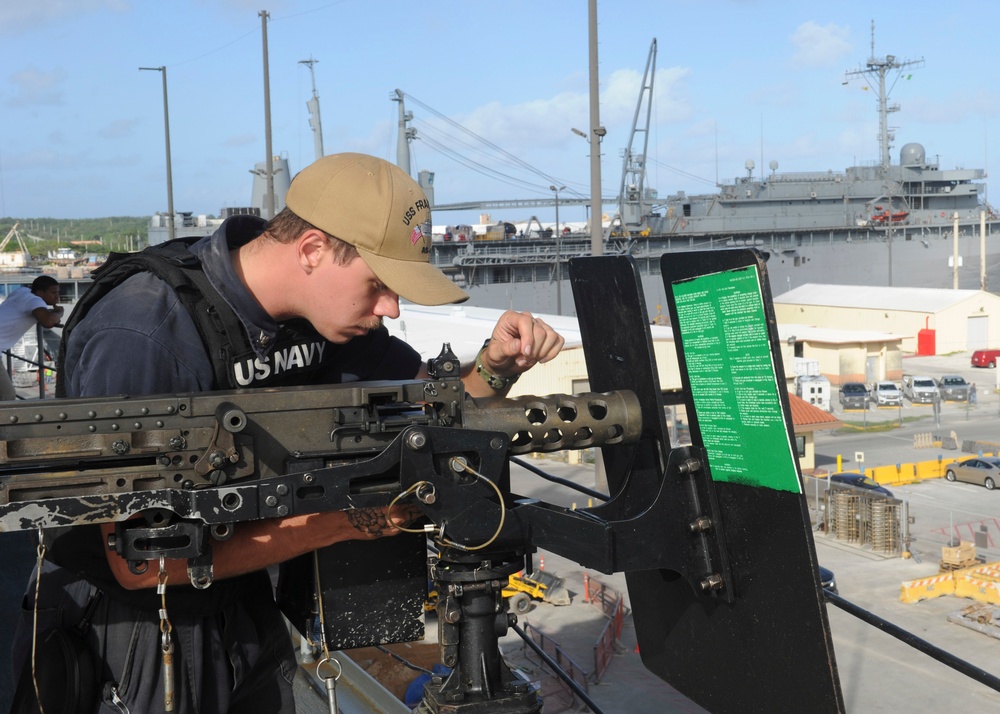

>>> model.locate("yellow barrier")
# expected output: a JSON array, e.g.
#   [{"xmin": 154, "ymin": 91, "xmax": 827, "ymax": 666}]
[
  {"xmin": 835, "ymin": 453, "xmax": 999, "ymax": 486},
  {"xmin": 901, "ymin": 563, "xmax": 1000, "ymax": 605},
  {"xmin": 899, "ymin": 573, "xmax": 956, "ymax": 603},
  {"xmin": 869, "ymin": 463, "xmax": 918, "ymax": 486},
  {"xmin": 864, "ymin": 456, "xmax": 967, "ymax": 485},
  {"xmin": 974, "ymin": 564, "xmax": 1000, "ymax": 580},
  {"xmin": 955, "ymin": 576, "xmax": 1000, "ymax": 605}
]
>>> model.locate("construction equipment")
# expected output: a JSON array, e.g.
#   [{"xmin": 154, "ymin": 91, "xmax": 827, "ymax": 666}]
[
  {"xmin": 0, "ymin": 222, "xmax": 30, "ymax": 268},
  {"xmin": 503, "ymin": 572, "xmax": 571, "ymax": 614},
  {"xmin": 429, "ymin": 572, "xmax": 570, "ymax": 615}
]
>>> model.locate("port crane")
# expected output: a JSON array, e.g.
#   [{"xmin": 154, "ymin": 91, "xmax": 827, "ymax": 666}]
[{"xmin": 0, "ymin": 222, "xmax": 31, "ymax": 266}]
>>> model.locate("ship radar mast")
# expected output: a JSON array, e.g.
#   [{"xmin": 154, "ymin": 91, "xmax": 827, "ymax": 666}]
[
  {"xmin": 298, "ymin": 57, "xmax": 324, "ymax": 161},
  {"xmin": 843, "ymin": 20, "xmax": 924, "ymax": 174}
]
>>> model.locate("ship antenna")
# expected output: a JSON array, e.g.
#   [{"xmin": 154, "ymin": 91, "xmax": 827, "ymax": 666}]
[{"xmin": 843, "ymin": 20, "xmax": 924, "ymax": 176}]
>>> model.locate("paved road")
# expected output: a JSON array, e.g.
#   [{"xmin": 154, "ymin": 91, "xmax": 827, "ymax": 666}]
[{"xmin": 504, "ymin": 436, "xmax": 1000, "ymax": 713}]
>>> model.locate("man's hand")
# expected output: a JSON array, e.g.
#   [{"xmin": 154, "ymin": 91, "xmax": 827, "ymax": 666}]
[
  {"xmin": 484, "ymin": 310, "xmax": 564, "ymax": 374},
  {"xmin": 462, "ymin": 311, "xmax": 564, "ymax": 396}
]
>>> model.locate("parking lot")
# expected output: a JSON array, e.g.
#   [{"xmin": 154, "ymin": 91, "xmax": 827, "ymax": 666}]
[{"xmin": 827, "ymin": 350, "xmax": 996, "ymax": 423}]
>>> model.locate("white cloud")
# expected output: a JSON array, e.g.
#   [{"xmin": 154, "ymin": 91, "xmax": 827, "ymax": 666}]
[
  {"xmin": 791, "ymin": 21, "xmax": 852, "ymax": 68},
  {"xmin": 8, "ymin": 67, "xmax": 67, "ymax": 107},
  {"xmin": 98, "ymin": 117, "xmax": 141, "ymax": 140},
  {"xmin": 0, "ymin": 0, "xmax": 129, "ymax": 37}
]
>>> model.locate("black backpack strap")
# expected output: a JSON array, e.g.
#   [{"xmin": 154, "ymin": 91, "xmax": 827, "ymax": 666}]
[{"xmin": 56, "ymin": 239, "xmax": 246, "ymax": 395}]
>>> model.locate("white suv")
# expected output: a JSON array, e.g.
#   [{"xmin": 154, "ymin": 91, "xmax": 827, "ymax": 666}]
[{"xmin": 872, "ymin": 380, "xmax": 902, "ymax": 407}]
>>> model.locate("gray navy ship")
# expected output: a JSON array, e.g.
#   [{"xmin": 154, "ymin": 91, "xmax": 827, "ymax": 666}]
[{"xmin": 423, "ymin": 39, "xmax": 999, "ymax": 319}]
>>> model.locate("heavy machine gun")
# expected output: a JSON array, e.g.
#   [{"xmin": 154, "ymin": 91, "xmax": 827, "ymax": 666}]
[{"xmin": 0, "ymin": 252, "xmax": 845, "ymax": 713}]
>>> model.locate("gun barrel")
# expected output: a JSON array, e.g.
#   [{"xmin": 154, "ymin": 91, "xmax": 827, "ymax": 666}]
[{"xmin": 462, "ymin": 390, "xmax": 643, "ymax": 454}]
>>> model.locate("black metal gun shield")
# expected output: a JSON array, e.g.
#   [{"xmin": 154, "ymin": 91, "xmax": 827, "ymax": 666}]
[{"xmin": 569, "ymin": 252, "xmax": 843, "ymax": 714}]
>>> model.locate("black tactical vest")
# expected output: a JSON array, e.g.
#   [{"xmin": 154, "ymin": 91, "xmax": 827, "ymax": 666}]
[{"xmin": 55, "ymin": 235, "xmax": 364, "ymax": 396}]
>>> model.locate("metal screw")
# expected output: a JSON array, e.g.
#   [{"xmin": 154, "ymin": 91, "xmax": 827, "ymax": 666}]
[
  {"xmin": 699, "ymin": 574, "xmax": 724, "ymax": 592},
  {"xmin": 208, "ymin": 451, "xmax": 226, "ymax": 468},
  {"xmin": 415, "ymin": 483, "xmax": 436, "ymax": 504},
  {"xmin": 276, "ymin": 505, "xmax": 289, "ymax": 517},
  {"xmin": 265, "ymin": 495, "xmax": 278, "ymax": 508},
  {"xmin": 678, "ymin": 458, "xmax": 702, "ymax": 475},
  {"xmin": 169, "ymin": 436, "xmax": 186, "ymax": 450},
  {"xmin": 111, "ymin": 439, "xmax": 130, "ymax": 455},
  {"xmin": 276, "ymin": 484, "xmax": 289, "ymax": 496},
  {"xmin": 406, "ymin": 430, "xmax": 428, "ymax": 450},
  {"xmin": 689, "ymin": 516, "xmax": 713, "ymax": 534}
]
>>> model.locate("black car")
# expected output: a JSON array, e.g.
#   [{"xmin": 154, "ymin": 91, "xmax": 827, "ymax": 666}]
[
  {"xmin": 828, "ymin": 472, "xmax": 894, "ymax": 498},
  {"xmin": 819, "ymin": 566, "xmax": 838, "ymax": 594},
  {"xmin": 838, "ymin": 382, "xmax": 869, "ymax": 410}
]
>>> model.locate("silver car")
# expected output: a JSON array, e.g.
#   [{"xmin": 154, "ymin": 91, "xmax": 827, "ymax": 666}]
[{"xmin": 945, "ymin": 457, "xmax": 1000, "ymax": 490}]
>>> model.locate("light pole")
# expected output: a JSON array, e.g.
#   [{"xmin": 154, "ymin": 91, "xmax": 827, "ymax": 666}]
[
  {"xmin": 550, "ymin": 184, "xmax": 566, "ymax": 315},
  {"xmin": 139, "ymin": 66, "xmax": 175, "ymax": 242}
]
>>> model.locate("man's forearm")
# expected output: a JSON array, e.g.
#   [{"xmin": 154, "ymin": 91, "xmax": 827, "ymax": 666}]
[{"xmin": 101, "ymin": 508, "xmax": 408, "ymax": 590}]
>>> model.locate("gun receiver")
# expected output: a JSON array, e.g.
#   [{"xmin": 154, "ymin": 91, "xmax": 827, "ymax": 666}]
[{"xmin": 0, "ymin": 376, "xmax": 645, "ymax": 572}]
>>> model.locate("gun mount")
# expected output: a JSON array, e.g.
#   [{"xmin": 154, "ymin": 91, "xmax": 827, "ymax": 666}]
[{"xmin": 0, "ymin": 252, "xmax": 847, "ymax": 714}]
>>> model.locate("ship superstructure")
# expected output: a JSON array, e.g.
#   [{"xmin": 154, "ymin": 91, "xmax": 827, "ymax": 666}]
[{"xmin": 418, "ymin": 33, "xmax": 1000, "ymax": 317}]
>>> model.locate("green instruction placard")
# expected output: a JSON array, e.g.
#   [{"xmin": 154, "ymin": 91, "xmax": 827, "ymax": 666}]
[{"xmin": 673, "ymin": 266, "xmax": 801, "ymax": 493}]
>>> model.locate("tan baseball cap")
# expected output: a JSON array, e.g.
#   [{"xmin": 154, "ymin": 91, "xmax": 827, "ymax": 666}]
[{"xmin": 286, "ymin": 152, "xmax": 469, "ymax": 305}]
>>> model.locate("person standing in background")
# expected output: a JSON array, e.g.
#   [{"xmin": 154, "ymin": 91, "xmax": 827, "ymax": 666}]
[{"xmin": 0, "ymin": 276, "xmax": 63, "ymax": 400}]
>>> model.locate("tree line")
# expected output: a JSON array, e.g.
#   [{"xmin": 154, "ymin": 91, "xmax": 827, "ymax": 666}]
[{"xmin": 0, "ymin": 217, "xmax": 151, "ymax": 258}]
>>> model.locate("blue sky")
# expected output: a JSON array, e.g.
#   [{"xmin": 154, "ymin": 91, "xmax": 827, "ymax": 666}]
[{"xmin": 2, "ymin": 0, "xmax": 999, "ymax": 228}]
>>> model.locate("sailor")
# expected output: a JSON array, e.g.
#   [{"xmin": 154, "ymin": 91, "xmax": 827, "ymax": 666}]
[{"xmin": 12, "ymin": 153, "xmax": 564, "ymax": 713}]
